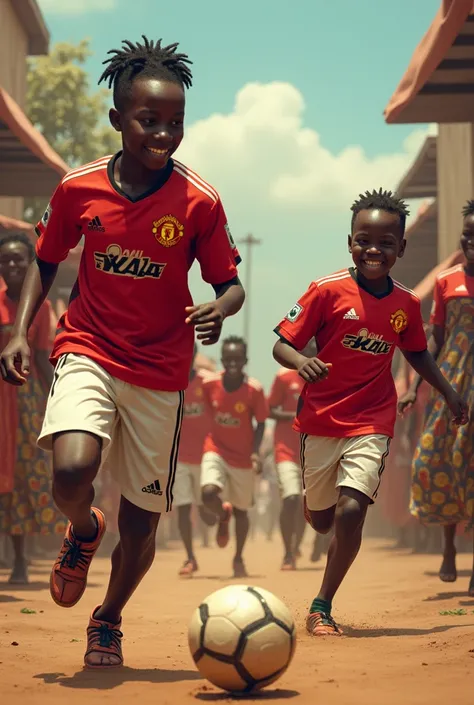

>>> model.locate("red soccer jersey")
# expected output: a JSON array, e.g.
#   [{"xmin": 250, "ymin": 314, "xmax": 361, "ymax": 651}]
[
  {"xmin": 203, "ymin": 372, "xmax": 269, "ymax": 469},
  {"xmin": 268, "ymin": 368, "xmax": 304, "ymax": 464},
  {"xmin": 178, "ymin": 369, "xmax": 210, "ymax": 465},
  {"xmin": 430, "ymin": 264, "xmax": 474, "ymax": 327},
  {"xmin": 275, "ymin": 268, "xmax": 427, "ymax": 438},
  {"xmin": 35, "ymin": 154, "xmax": 241, "ymax": 391}
]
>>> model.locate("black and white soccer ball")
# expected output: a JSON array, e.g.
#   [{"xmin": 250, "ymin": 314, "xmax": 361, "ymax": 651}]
[{"xmin": 188, "ymin": 584, "xmax": 296, "ymax": 693}]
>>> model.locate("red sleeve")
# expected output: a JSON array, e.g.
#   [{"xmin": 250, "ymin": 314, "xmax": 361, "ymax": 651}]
[
  {"xmin": 268, "ymin": 374, "xmax": 284, "ymax": 408},
  {"xmin": 35, "ymin": 180, "xmax": 81, "ymax": 264},
  {"xmin": 398, "ymin": 298, "xmax": 428, "ymax": 352},
  {"xmin": 275, "ymin": 282, "xmax": 324, "ymax": 350},
  {"xmin": 196, "ymin": 197, "xmax": 241, "ymax": 284},
  {"xmin": 33, "ymin": 300, "xmax": 53, "ymax": 351},
  {"xmin": 429, "ymin": 278, "xmax": 445, "ymax": 328},
  {"xmin": 252, "ymin": 386, "xmax": 269, "ymax": 423}
]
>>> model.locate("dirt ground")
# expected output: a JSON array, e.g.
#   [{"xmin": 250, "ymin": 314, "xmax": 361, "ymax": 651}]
[{"xmin": 1, "ymin": 533, "xmax": 474, "ymax": 705}]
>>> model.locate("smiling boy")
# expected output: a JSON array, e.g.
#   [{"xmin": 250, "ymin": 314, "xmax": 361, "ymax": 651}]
[
  {"xmin": 272, "ymin": 189, "xmax": 468, "ymax": 637},
  {"xmin": 0, "ymin": 36, "xmax": 244, "ymax": 667}
]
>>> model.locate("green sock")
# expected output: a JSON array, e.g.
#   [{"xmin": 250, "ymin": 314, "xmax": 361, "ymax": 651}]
[{"xmin": 310, "ymin": 597, "xmax": 332, "ymax": 615}]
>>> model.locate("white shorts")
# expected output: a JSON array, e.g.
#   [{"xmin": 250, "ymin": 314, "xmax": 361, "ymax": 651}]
[
  {"xmin": 201, "ymin": 451, "xmax": 255, "ymax": 511},
  {"xmin": 301, "ymin": 434, "xmax": 391, "ymax": 511},
  {"xmin": 173, "ymin": 463, "xmax": 202, "ymax": 508},
  {"xmin": 38, "ymin": 354, "xmax": 184, "ymax": 514},
  {"xmin": 276, "ymin": 461, "xmax": 302, "ymax": 500}
]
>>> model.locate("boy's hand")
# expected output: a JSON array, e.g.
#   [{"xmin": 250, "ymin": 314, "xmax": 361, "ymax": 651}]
[
  {"xmin": 251, "ymin": 453, "xmax": 262, "ymax": 475},
  {"xmin": 297, "ymin": 357, "xmax": 332, "ymax": 384},
  {"xmin": 185, "ymin": 302, "xmax": 226, "ymax": 346},
  {"xmin": 0, "ymin": 336, "xmax": 31, "ymax": 386},
  {"xmin": 397, "ymin": 390, "xmax": 417, "ymax": 416},
  {"xmin": 445, "ymin": 389, "xmax": 469, "ymax": 425}
]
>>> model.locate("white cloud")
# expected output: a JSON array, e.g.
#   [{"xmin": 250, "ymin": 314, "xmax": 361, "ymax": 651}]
[
  {"xmin": 177, "ymin": 82, "xmax": 436, "ymax": 386},
  {"xmin": 38, "ymin": 0, "xmax": 116, "ymax": 14},
  {"xmin": 179, "ymin": 82, "xmax": 435, "ymax": 218}
]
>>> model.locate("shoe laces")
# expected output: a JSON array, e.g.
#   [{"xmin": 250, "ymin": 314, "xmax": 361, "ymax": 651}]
[
  {"xmin": 59, "ymin": 537, "xmax": 90, "ymax": 571},
  {"xmin": 308, "ymin": 611, "xmax": 340, "ymax": 632},
  {"xmin": 88, "ymin": 622, "xmax": 123, "ymax": 650}
]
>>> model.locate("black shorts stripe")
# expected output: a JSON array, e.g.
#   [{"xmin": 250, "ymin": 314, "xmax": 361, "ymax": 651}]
[
  {"xmin": 165, "ymin": 390, "xmax": 185, "ymax": 512},
  {"xmin": 50, "ymin": 353, "xmax": 69, "ymax": 398},
  {"xmin": 372, "ymin": 437, "xmax": 391, "ymax": 500},
  {"xmin": 300, "ymin": 433, "xmax": 308, "ymax": 489}
]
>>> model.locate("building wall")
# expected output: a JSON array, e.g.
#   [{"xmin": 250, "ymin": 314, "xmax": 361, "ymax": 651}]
[
  {"xmin": 0, "ymin": 0, "xmax": 28, "ymax": 219},
  {"xmin": 437, "ymin": 123, "xmax": 474, "ymax": 261}
]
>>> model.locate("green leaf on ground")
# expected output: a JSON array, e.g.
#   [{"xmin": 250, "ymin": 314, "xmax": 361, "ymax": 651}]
[
  {"xmin": 439, "ymin": 609, "xmax": 467, "ymax": 616},
  {"xmin": 20, "ymin": 608, "xmax": 36, "ymax": 614}
]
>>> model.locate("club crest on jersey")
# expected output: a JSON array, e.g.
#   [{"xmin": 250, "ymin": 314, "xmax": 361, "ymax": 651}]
[
  {"xmin": 341, "ymin": 328, "xmax": 393, "ymax": 356},
  {"xmin": 286, "ymin": 303, "xmax": 303, "ymax": 323},
  {"xmin": 234, "ymin": 402, "xmax": 246, "ymax": 413},
  {"xmin": 390, "ymin": 308, "xmax": 408, "ymax": 334},
  {"xmin": 152, "ymin": 215, "xmax": 184, "ymax": 247},
  {"xmin": 94, "ymin": 244, "xmax": 166, "ymax": 280}
]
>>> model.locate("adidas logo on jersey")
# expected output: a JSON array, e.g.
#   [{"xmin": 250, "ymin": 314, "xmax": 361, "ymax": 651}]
[
  {"xmin": 88, "ymin": 216, "xmax": 105, "ymax": 232},
  {"xmin": 142, "ymin": 480, "xmax": 163, "ymax": 496},
  {"xmin": 455, "ymin": 285, "xmax": 467, "ymax": 292},
  {"xmin": 343, "ymin": 308, "xmax": 359, "ymax": 320}
]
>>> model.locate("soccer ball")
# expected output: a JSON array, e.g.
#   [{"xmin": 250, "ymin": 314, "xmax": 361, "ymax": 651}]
[{"xmin": 188, "ymin": 584, "xmax": 296, "ymax": 693}]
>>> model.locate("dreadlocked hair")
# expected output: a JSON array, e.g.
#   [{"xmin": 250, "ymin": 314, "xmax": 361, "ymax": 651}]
[
  {"xmin": 350, "ymin": 188, "xmax": 410, "ymax": 235},
  {"xmin": 98, "ymin": 35, "xmax": 193, "ymax": 108},
  {"xmin": 462, "ymin": 200, "xmax": 474, "ymax": 218},
  {"xmin": 0, "ymin": 231, "xmax": 35, "ymax": 261},
  {"xmin": 222, "ymin": 335, "xmax": 247, "ymax": 356}
]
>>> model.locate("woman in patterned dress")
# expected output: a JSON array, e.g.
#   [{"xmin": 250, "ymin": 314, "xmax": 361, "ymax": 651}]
[
  {"xmin": 399, "ymin": 201, "xmax": 474, "ymax": 593},
  {"xmin": 0, "ymin": 232, "xmax": 66, "ymax": 584}
]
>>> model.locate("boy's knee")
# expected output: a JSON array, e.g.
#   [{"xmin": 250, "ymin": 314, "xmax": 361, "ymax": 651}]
[
  {"xmin": 53, "ymin": 459, "xmax": 98, "ymax": 498},
  {"xmin": 308, "ymin": 506, "xmax": 335, "ymax": 534},
  {"xmin": 201, "ymin": 484, "xmax": 221, "ymax": 504},
  {"xmin": 118, "ymin": 505, "xmax": 160, "ymax": 548},
  {"xmin": 335, "ymin": 494, "xmax": 368, "ymax": 533}
]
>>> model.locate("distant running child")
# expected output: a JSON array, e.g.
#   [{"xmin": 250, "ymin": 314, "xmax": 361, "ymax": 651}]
[
  {"xmin": 200, "ymin": 336, "xmax": 268, "ymax": 578},
  {"xmin": 0, "ymin": 36, "xmax": 244, "ymax": 667},
  {"xmin": 273, "ymin": 189, "xmax": 468, "ymax": 637}
]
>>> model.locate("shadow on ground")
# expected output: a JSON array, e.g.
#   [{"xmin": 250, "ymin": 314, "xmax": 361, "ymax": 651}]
[
  {"xmin": 34, "ymin": 667, "xmax": 202, "ymax": 689},
  {"xmin": 193, "ymin": 688, "xmax": 299, "ymax": 701},
  {"xmin": 342, "ymin": 623, "xmax": 474, "ymax": 638}
]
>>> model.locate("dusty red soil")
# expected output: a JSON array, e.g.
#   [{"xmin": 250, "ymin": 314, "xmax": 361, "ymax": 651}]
[{"xmin": 1, "ymin": 535, "xmax": 473, "ymax": 704}]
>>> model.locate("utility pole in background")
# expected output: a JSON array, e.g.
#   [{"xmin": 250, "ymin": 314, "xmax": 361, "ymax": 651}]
[{"xmin": 237, "ymin": 233, "xmax": 261, "ymax": 345}]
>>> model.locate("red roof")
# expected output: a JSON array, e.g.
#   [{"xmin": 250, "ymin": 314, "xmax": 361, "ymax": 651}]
[{"xmin": 384, "ymin": 0, "xmax": 474, "ymax": 123}]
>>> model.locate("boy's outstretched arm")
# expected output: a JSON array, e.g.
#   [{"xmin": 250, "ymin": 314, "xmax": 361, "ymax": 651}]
[
  {"xmin": 401, "ymin": 348, "xmax": 468, "ymax": 424},
  {"xmin": 273, "ymin": 337, "xmax": 331, "ymax": 383},
  {"xmin": 185, "ymin": 276, "xmax": 245, "ymax": 345}
]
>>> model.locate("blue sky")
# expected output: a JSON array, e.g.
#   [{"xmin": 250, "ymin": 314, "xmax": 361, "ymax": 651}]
[{"xmin": 38, "ymin": 0, "xmax": 439, "ymax": 387}]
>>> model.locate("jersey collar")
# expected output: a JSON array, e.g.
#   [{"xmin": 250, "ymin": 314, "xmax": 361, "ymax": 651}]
[
  {"xmin": 107, "ymin": 151, "xmax": 174, "ymax": 203},
  {"xmin": 349, "ymin": 267, "xmax": 394, "ymax": 300}
]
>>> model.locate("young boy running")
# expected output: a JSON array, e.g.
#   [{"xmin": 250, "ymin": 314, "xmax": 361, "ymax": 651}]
[
  {"xmin": 273, "ymin": 189, "xmax": 468, "ymax": 637},
  {"xmin": 174, "ymin": 344, "xmax": 211, "ymax": 577},
  {"xmin": 201, "ymin": 336, "xmax": 268, "ymax": 578},
  {"xmin": 0, "ymin": 36, "xmax": 244, "ymax": 667}
]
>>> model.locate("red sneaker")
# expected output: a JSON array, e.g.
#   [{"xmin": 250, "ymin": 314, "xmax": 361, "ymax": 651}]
[
  {"xmin": 216, "ymin": 502, "xmax": 233, "ymax": 548},
  {"xmin": 306, "ymin": 611, "xmax": 343, "ymax": 637},
  {"xmin": 84, "ymin": 606, "xmax": 123, "ymax": 668},
  {"xmin": 50, "ymin": 508, "xmax": 106, "ymax": 608}
]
